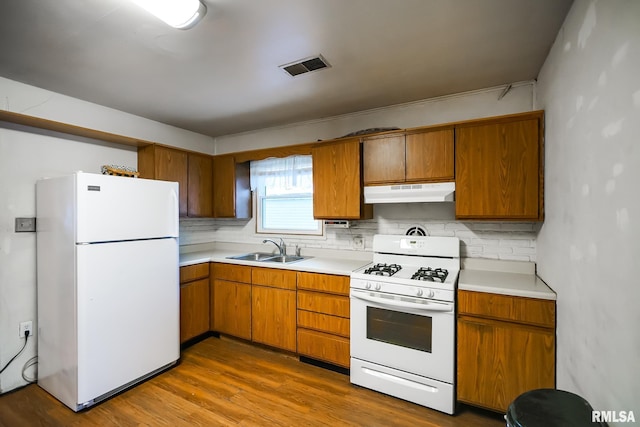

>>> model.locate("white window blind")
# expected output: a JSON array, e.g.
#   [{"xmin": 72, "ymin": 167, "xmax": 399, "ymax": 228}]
[{"xmin": 250, "ymin": 155, "xmax": 322, "ymax": 235}]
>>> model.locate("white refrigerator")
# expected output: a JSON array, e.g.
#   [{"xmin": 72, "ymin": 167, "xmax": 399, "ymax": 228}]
[{"xmin": 36, "ymin": 172, "xmax": 180, "ymax": 411}]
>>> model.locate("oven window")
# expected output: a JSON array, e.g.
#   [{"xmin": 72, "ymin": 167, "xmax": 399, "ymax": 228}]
[{"xmin": 366, "ymin": 307, "xmax": 432, "ymax": 353}]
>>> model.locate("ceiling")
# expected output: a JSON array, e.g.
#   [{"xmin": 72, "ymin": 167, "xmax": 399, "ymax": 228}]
[{"xmin": 0, "ymin": 0, "xmax": 573, "ymax": 138}]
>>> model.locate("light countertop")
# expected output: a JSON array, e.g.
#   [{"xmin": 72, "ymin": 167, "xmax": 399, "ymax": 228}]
[
  {"xmin": 459, "ymin": 258, "xmax": 556, "ymax": 300},
  {"xmin": 180, "ymin": 242, "xmax": 371, "ymax": 276},
  {"xmin": 180, "ymin": 243, "xmax": 556, "ymax": 298}
]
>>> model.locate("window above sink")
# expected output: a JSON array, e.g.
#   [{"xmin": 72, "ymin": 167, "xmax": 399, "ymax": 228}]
[{"xmin": 251, "ymin": 155, "xmax": 323, "ymax": 236}]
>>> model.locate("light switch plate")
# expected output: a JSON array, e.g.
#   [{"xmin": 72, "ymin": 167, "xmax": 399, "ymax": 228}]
[{"xmin": 15, "ymin": 217, "xmax": 36, "ymax": 232}]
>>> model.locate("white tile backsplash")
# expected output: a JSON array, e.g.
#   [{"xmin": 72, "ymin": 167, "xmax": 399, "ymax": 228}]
[{"xmin": 179, "ymin": 211, "xmax": 539, "ymax": 262}]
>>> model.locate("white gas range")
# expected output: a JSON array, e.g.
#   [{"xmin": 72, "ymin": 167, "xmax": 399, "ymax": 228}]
[{"xmin": 350, "ymin": 234, "xmax": 460, "ymax": 415}]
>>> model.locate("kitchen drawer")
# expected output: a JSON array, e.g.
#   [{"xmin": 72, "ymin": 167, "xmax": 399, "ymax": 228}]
[
  {"xmin": 297, "ymin": 310, "xmax": 350, "ymax": 337},
  {"xmin": 297, "ymin": 291, "xmax": 350, "ymax": 318},
  {"xmin": 212, "ymin": 263, "xmax": 251, "ymax": 284},
  {"xmin": 458, "ymin": 290, "xmax": 555, "ymax": 328},
  {"xmin": 297, "ymin": 328, "xmax": 350, "ymax": 368},
  {"xmin": 180, "ymin": 263, "xmax": 209, "ymax": 283},
  {"xmin": 297, "ymin": 272, "xmax": 349, "ymax": 295},
  {"xmin": 252, "ymin": 266, "xmax": 297, "ymax": 290}
]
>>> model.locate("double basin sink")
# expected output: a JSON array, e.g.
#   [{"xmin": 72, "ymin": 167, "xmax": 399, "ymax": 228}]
[{"xmin": 226, "ymin": 252, "xmax": 307, "ymax": 264}]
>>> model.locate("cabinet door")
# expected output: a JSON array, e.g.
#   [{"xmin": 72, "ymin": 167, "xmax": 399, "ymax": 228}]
[
  {"xmin": 138, "ymin": 145, "xmax": 189, "ymax": 217},
  {"xmin": 455, "ymin": 118, "xmax": 541, "ymax": 220},
  {"xmin": 457, "ymin": 315, "xmax": 555, "ymax": 412},
  {"xmin": 405, "ymin": 129, "xmax": 454, "ymax": 182},
  {"xmin": 312, "ymin": 139, "xmax": 370, "ymax": 219},
  {"xmin": 212, "ymin": 279, "xmax": 251, "ymax": 340},
  {"xmin": 363, "ymin": 134, "xmax": 405, "ymax": 184},
  {"xmin": 212, "ymin": 155, "xmax": 236, "ymax": 218},
  {"xmin": 251, "ymin": 286, "xmax": 296, "ymax": 352},
  {"xmin": 179, "ymin": 278, "xmax": 210, "ymax": 343},
  {"xmin": 212, "ymin": 155, "xmax": 251, "ymax": 219},
  {"xmin": 187, "ymin": 153, "xmax": 213, "ymax": 217},
  {"xmin": 297, "ymin": 328, "xmax": 350, "ymax": 368}
]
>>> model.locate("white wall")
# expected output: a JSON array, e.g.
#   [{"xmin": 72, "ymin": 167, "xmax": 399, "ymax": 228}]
[
  {"xmin": 0, "ymin": 77, "xmax": 214, "ymax": 393},
  {"xmin": 183, "ymin": 84, "xmax": 539, "ymax": 261},
  {"xmin": 0, "ymin": 77, "xmax": 214, "ymax": 154},
  {"xmin": 214, "ymin": 82, "xmax": 535, "ymax": 153},
  {"xmin": 535, "ymin": 0, "xmax": 640, "ymax": 421}
]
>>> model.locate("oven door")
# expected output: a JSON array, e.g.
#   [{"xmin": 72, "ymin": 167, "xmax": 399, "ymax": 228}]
[{"xmin": 350, "ymin": 288, "xmax": 454, "ymax": 384}]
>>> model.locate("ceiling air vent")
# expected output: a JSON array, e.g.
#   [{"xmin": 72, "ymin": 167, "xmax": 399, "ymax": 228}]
[{"xmin": 280, "ymin": 55, "xmax": 330, "ymax": 77}]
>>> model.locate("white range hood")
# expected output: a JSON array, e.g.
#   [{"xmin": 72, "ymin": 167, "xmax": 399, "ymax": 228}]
[{"xmin": 364, "ymin": 182, "xmax": 455, "ymax": 204}]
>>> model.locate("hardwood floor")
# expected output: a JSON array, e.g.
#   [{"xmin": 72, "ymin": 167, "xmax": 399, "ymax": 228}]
[{"xmin": 0, "ymin": 337, "xmax": 505, "ymax": 426}]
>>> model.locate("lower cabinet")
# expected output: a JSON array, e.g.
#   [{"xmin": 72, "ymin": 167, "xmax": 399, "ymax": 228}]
[
  {"xmin": 296, "ymin": 272, "xmax": 350, "ymax": 368},
  {"xmin": 211, "ymin": 264, "xmax": 252, "ymax": 340},
  {"xmin": 457, "ymin": 290, "xmax": 556, "ymax": 412},
  {"xmin": 251, "ymin": 267, "xmax": 297, "ymax": 351},
  {"xmin": 209, "ymin": 264, "xmax": 351, "ymax": 367},
  {"xmin": 179, "ymin": 263, "xmax": 210, "ymax": 344},
  {"xmin": 211, "ymin": 264, "xmax": 297, "ymax": 352}
]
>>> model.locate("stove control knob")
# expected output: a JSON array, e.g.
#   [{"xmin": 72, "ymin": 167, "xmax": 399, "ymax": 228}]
[
  {"xmin": 416, "ymin": 289, "xmax": 423, "ymax": 297},
  {"xmin": 375, "ymin": 283, "xmax": 381, "ymax": 291},
  {"xmin": 365, "ymin": 282, "xmax": 372, "ymax": 290},
  {"xmin": 427, "ymin": 290, "xmax": 435, "ymax": 298}
]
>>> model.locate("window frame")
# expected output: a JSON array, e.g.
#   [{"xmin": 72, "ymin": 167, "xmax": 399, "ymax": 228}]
[{"xmin": 252, "ymin": 155, "xmax": 324, "ymax": 237}]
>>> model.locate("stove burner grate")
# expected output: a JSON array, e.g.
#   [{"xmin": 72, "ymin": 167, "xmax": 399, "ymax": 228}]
[
  {"xmin": 364, "ymin": 263, "xmax": 402, "ymax": 277},
  {"xmin": 411, "ymin": 267, "xmax": 449, "ymax": 283}
]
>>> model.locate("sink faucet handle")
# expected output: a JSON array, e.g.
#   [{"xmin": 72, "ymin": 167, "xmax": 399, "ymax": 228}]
[
  {"xmin": 279, "ymin": 238, "xmax": 286, "ymax": 255},
  {"xmin": 295, "ymin": 244, "xmax": 301, "ymax": 257}
]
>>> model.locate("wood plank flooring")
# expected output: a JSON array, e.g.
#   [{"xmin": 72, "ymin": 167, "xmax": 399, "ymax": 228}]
[{"xmin": 0, "ymin": 337, "xmax": 505, "ymax": 426}]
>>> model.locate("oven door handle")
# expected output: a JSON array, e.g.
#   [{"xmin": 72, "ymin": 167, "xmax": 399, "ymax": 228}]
[{"xmin": 351, "ymin": 291, "xmax": 453, "ymax": 312}]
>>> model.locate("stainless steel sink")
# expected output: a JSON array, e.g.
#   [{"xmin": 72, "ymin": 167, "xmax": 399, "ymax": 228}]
[
  {"xmin": 226, "ymin": 252, "xmax": 276, "ymax": 261},
  {"xmin": 226, "ymin": 252, "xmax": 307, "ymax": 263},
  {"xmin": 262, "ymin": 255, "xmax": 306, "ymax": 264}
]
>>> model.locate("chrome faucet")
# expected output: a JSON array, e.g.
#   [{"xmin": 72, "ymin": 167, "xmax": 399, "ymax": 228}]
[{"xmin": 263, "ymin": 238, "xmax": 286, "ymax": 256}]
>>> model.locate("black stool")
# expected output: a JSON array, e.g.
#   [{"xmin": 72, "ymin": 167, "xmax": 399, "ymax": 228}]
[{"xmin": 506, "ymin": 389, "xmax": 603, "ymax": 426}]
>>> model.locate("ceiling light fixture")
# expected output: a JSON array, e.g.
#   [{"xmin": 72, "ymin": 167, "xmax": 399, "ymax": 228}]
[{"xmin": 131, "ymin": 0, "xmax": 207, "ymax": 30}]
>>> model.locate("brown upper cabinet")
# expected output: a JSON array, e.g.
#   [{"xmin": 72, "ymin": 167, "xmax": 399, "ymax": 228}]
[
  {"xmin": 138, "ymin": 145, "xmax": 189, "ymax": 216},
  {"xmin": 363, "ymin": 128, "xmax": 455, "ymax": 185},
  {"xmin": 187, "ymin": 153, "xmax": 214, "ymax": 217},
  {"xmin": 212, "ymin": 155, "xmax": 251, "ymax": 219},
  {"xmin": 139, "ymin": 145, "xmax": 251, "ymax": 219},
  {"xmin": 455, "ymin": 111, "xmax": 544, "ymax": 220},
  {"xmin": 312, "ymin": 138, "xmax": 373, "ymax": 220},
  {"xmin": 138, "ymin": 145, "xmax": 213, "ymax": 217}
]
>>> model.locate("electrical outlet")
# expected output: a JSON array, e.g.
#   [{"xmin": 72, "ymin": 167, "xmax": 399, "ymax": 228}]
[
  {"xmin": 15, "ymin": 217, "xmax": 36, "ymax": 232},
  {"xmin": 352, "ymin": 235, "xmax": 364, "ymax": 250},
  {"xmin": 19, "ymin": 321, "xmax": 33, "ymax": 338}
]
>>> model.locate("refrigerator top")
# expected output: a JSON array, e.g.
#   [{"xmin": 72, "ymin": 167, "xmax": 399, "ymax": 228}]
[{"xmin": 38, "ymin": 172, "xmax": 179, "ymax": 243}]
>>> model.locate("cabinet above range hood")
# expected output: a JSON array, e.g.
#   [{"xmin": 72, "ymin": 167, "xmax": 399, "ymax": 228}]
[{"xmin": 364, "ymin": 182, "xmax": 455, "ymax": 204}]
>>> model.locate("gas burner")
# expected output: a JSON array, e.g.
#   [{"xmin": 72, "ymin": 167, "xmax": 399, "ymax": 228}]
[
  {"xmin": 364, "ymin": 263, "xmax": 402, "ymax": 277},
  {"xmin": 411, "ymin": 267, "xmax": 449, "ymax": 283}
]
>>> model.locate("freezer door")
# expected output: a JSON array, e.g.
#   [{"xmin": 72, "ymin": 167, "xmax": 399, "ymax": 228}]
[
  {"xmin": 76, "ymin": 173, "xmax": 178, "ymax": 243},
  {"xmin": 76, "ymin": 238, "xmax": 179, "ymax": 404}
]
